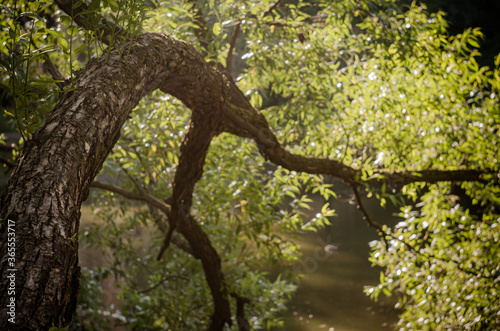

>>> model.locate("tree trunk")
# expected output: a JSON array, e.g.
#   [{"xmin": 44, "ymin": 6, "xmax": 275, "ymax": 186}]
[{"xmin": 0, "ymin": 33, "xmax": 227, "ymax": 330}]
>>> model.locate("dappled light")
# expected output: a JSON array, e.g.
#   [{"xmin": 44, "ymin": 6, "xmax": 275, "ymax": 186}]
[{"xmin": 0, "ymin": 0, "xmax": 498, "ymax": 330}]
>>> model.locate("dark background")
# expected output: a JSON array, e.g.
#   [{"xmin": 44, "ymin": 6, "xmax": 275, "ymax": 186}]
[{"xmin": 406, "ymin": 0, "xmax": 500, "ymax": 66}]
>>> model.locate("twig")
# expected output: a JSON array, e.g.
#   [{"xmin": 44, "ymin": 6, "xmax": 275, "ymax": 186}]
[
  {"xmin": 156, "ymin": 221, "xmax": 178, "ymax": 260},
  {"xmin": 149, "ymin": 206, "xmax": 197, "ymax": 257},
  {"xmin": 225, "ymin": 20, "xmax": 241, "ymax": 80},
  {"xmin": 54, "ymin": 0, "xmax": 123, "ymax": 45},
  {"xmin": 226, "ymin": 0, "xmax": 283, "ymax": 78},
  {"xmin": 351, "ymin": 183, "xmax": 389, "ymax": 248},
  {"xmin": 350, "ymin": 183, "xmax": 496, "ymax": 279},
  {"xmin": 118, "ymin": 161, "xmax": 146, "ymax": 194},
  {"xmin": 90, "ymin": 181, "xmax": 170, "ymax": 214},
  {"xmin": 262, "ymin": 0, "xmax": 282, "ymax": 18},
  {"xmin": 138, "ymin": 275, "xmax": 188, "ymax": 294},
  {"xmin": 91, "ymin": 181, "xmax": 199, "ymax": 258}
]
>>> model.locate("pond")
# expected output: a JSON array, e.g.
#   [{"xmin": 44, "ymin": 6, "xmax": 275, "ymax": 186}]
[{"xmin": 274, "ymin": 183, "xmax": 402, "ymax": 330}]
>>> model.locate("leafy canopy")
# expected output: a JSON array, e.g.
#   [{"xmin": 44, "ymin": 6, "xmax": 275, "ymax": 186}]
[{"xmin": 1, "ymin": 0, "xmax": 499, "ymax": 329}]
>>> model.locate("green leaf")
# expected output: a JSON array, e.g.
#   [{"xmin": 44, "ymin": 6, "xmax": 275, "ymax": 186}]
[
  {"xmin": 67, "ymin": 26, "xmax": 79, "ymax": 37},
  {"xmin": 20, "ymin": 12, "xmax": 43, "ymax": 21},
  {"xmin": 57, "ymin": 38, "xmax": 69, "ymax": 51},
  {"xmin": 107, "ymin": 0, "xmax": 120, "ymax": 12},
  {"xmin": 73, "ymin": 43, "xmax": 87, "ymax": 55},
  {"xmin": 8, "ymin": 26, "xmax": 17, "ymax": 39},
  {"xmin": 60, "ymin": 15, "xmax": 72, "ymax": 26},
  {"xmin": 4, "ymin": 110, "xmax": 15, "ymax": 118},
  {"xmin": 72, "ymin": 0, "xmax": 84, "ymax": 9},
  {"xmin": 1, "ymin": 5, "xmax": 14, "ymax": 16},
  {"xmin": 89, "ymin": 0, "xmax": 100, "ymax": 11},
  {"xmin": 212, "ymin": 22, "xmax": 221, "ymax": 35}
]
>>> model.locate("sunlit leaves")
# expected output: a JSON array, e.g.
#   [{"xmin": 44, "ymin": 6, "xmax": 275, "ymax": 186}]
[{"xmin": 368, "ymin": 180, "xmax": 500, "ymax": 329}]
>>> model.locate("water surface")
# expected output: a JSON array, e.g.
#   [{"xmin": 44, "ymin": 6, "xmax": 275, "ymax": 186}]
[{"xmin": 275, "ymin": 187, "xmax": 401, "ymax": 330}]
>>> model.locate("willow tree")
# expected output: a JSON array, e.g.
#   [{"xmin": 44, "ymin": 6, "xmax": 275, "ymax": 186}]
[{"xmin": 0, "ymin": 0, "xmax": 498, "ymax": 330}]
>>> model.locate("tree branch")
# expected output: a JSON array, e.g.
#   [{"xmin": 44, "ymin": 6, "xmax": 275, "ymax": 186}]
[
  {"xmin": 149, "ymin": 207, "xmax": 198, "ymax": 257},
  {"xmin": 230, "ymin": 292, "xmax": 252, "ymax": 331},
  {"xmin": 42, "ymin": 57, "xmax": 65, "ymax": 90},
  {"xmin": 8, "ymin": 2, "xmax": 489, "ymax": 330},
  {"xmin": 138, "ymin": 274, "xmax": 188, "ymax": 294},
  {"xmin": 156, "ymin": 111, "xmax": 232, "ymax": 328},
  {"xmin": 90, "ymin": 181, "xmax": 170, "ymax": 214},
  {"xmin": 262, "ymin": 0, "xmax": 282, "ymax": 18},
  {"xmin": 351, "ymin": 183, "xmax": 389, "ymax": 248},
  {"xmin": 90, "ymin": 181, "xmax": 198, "ymax": 257},
  {"xmin": 225, "ymin": 20, "xmax": 241, "ymax": 80},
  {"xmin": 220, "ymin": 89, "xmax": 491, "ymax": 186}
]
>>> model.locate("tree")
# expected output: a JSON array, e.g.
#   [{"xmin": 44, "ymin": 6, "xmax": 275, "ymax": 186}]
[{"xmin": 0, "ymin": 0, "xmax": 498, "ymax": 330}]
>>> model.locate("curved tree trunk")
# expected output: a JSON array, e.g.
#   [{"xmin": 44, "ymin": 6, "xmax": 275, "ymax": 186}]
[{"xmin": 0, "ymin": 33, "xmax": 228, "ymax": 330}]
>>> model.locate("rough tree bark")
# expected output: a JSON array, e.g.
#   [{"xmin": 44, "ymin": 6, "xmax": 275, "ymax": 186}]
[
  {"xmin": 0, "ymin": 8, "xmax": 491, "ymax": 331},
  {"xmin": 0, "ymin": 33, "xmax": 229, "ymax": 330}
]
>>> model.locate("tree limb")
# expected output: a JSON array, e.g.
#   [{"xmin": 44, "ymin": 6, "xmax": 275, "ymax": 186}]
[
  {"xmin": 351, "ymin": 183, "xmax": 389, "ymax": 248},
  {"xmin": 220, "ymin": 89, "xmax": 490, "ymax": 185},
  {"xmin": 90, "ymin": 181, "xmax": 170, "ymax": 214},
  {"xmin": 225, "ymin": 20, "xmax": 241, "ymax": 80}
]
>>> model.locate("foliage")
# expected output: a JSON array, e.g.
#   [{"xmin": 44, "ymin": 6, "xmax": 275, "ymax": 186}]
[
  {"xmin": 368, "ymin": 182, "xmax": 500, "ymax": 329},
  {"xmin": 1, "ymin": 0, "xmax": 499, "ymax": 330},
  {"xmin": 0, "ymin": 1, "xmax": 59, "ymax": 141}
]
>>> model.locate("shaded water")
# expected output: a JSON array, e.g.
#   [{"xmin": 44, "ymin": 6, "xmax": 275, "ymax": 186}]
[{"xmin": 275, "ymin": 184, "xmax": 402, "ymax": 330}]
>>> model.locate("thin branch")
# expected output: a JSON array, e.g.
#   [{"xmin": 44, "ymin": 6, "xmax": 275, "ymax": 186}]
[
  {"xmin": 149, "ymin": 206, "xmax": 197, "ymax": 257},
  {"xmin": 91, "ymin": 181, "xmax": 198, "ymax": 257},
  {"xmin": 225, "ymin": 20, "xmax": 241, "ymax": 80},
  {"xmin": 118, "ymin": 162, "xmax": 146, "ymax": 194},
  {"xmin": 388, "ymin": 231, "xmax": 497, "ymax": 280},
  {"xmin": 29, "ymin": 37, "xmax": 66, "ymax": 91},
  {"xmin": 156, "ymin": 223, "xmax": 177, "ymax": 260},
  {"xmin": 138, "ymin": 275, "xmax": 188, "ymax": 294},
  {"xmin": 262, "ymin": 0, "xmax": 282, "ymax": 18},
  {"xmin": 221, "ymin": 94, "xmax": 491, "ymax": 186},
  {"xmin": 90, "ymin": 181, "xmax": 170, "ymax": 215},
  {"xmin": 230, "ymin": 292, "xmax": 252, "ymax": 331},
  {"xmin": 189, "ymin": 0, "xmax": 213, "ymax": 57},
  {"xmin": 350, "ymin": 184, "xmax": 495, "ymax": 280},
  {"xmin": 351, "ymin": 183, "xmax": 389, "ymax": 248},
  {"xmin": 148, "ymin": 204, "xmax": 168, "ymax": 233}
]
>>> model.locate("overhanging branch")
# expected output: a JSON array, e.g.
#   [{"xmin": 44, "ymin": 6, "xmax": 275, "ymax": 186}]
[{"xmin": 221, "ymin": 91, "xmax": 491, "ymax": 185}]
